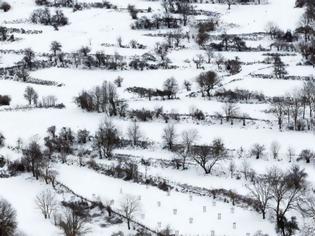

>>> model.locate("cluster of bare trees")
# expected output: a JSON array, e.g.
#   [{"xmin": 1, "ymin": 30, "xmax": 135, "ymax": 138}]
[
  {"xmin": 271, "ymin": 81, "xmax": 315, "ymax": 131},
  {"xmin": 23, "ymin": 86, "xmax": 60, "ymax": 108},
  {"xmin": 34, "ymin": 189, "xmax": 91, "ymax": 236},
  {"xmin": 39, "ymin": 120, "xmax": 142, "ymax": 163},
  {"xmin": 22, "ymin": 140, "xmax": 58, "ymax": 184},
  {"xmin": 30, "ymin": 8, "xmax": 68, "ymax": 28},
  {"xmin": 162, "ymin": 125, "xmax": 228, "ymax": 174},
  {"xmin": 236, "ymin": 140, "xmax": 315, "ymax": 166},
  {"xmin": 209, "ymin": 34, "xmax": 248, "ymax": 52},
  {"xmin": 35, "ymin": 0, "xmax": 116, "ymax": 10},
  {"xmin": 50, "ymin": 44, "xmax": 128, "ymax": 70},
  {"xmin": 75, "ymin": 81, "xmax": 128, "ymax": 116},
  {"xmin": 132, "ymin": 0, "xmax": 193, "ymax": 30},
  {"xmin": 126, "ymin": 85, "xmax": 179, "ymax": 101},
  {"xmin": 24, "ymin": 86, "xmax": 38, "ymax": 105},
  {"xmin": 248, "ymin": 165, "xmax": 307, "ymax": 236}
]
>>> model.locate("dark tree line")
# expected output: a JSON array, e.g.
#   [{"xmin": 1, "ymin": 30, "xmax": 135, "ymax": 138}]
[{"xmin": 35, "ymin": 0, "xmax": 116, "ymax": 10}]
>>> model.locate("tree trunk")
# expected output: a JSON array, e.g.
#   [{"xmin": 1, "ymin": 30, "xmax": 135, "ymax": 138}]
[{"xmin": 127, "ymin": 220, "xmax": 131, "ymax": 230}]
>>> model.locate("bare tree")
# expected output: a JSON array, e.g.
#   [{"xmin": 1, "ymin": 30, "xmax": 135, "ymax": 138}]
[
  {"xmin": 192, "ymin": 138, "xmax": 227, "ymax": 174},
  {"xmin": 162, "ymin": 123, "xmax": 177, "ymax": 150},
  {"xmin": 247, "ymin": 176, "xmax": 273, "ymax": 219},
  {"xmin": 268, "ymin": 166, "xmax": 307, "ymax": 235},
  {"xmin": 57, "ymin": 208, "xmax": 90, "ymax": 236},
  {"xmin": 154, "ymin": 42, "xmax": 169, "ymax": 62},
  {"xmin": 40, "ymin": 158, "xmax": 55, "ymax": 185},
  {"xmin": 270, "ymin": 141, "xmax": 281, "ymax": 160},
  {"xmin": 241, "ymin": 159, "xmax": 251, "ymax": 180},
  {"xmin": 41, "ymin": 95, "xmax": 57, "ymax": 107},
  {"xmin": 117, "ymin": 36, "xmax": 123, "ymax": 47},
  {"xmin": 0, "ymin": 198, "xmax": 17, "ymax": 236},
  {"xmin": 299, "ymin": 194, "xmax": 315, "ymax": 223},
  {"xmin": 177, "ymin": 129, "xmax": 199, "ymax": 169},
  {"xmin": 50, "ymin": 41, "xmax": 62, "ymax": 56},
  {"xmin": 215, "ymin": 53, "xmax": 225, "ymax": 70},
  {"xmin": 222, "ymin": 102, "xmax": 239, "ymax": 122},
  {"xmin": 183, "ymin": 80, "xmax": 191, "ymax": 91},
  {"xmin": 94, "ymin": 119, "xmax": 120, "ymax": 158},
  {"xmin": 119, "ymin": 194, "xmax": 142, "ymax": 230},
  {"xmin": 271, "ymin": 98, "xmax": 285, "ymax": 130},
  {"xmin": 302, "ymin": 81, "xmax": 315, "ymax": 121},
  {"xmin": 287, "ymin": 146, "xmax": 295, "ymax": 163},
  {"xmin": 196, "ymin": 71, "xmax": 219, "ymax": 98},
  {"xmin": 35, "ymin": 189, "xmax": 57, "ymax": 219},
  {"xmin": 163, "ymin": 77, "xmax": 179, "ymax": 99},
  {"xmin": 287, "ymin": 90, "xmax": 303, "ymax": 130},
  {"xmin": 114, "ymin": 76, "xmax": 124, "ymax": 88},
  {"xmin": 193, "ymin": 54, "xmax": 204, "ymax": 69},
  {"xmin": 228, "ymin": 160, "xmax": 236, "ymax": 178},
  {"xmin": 24, "ymin": 86, "xmax": 38, "ymax": 105},
  {"xmin": 177, "ymin": 1, "xmax": 190, "ymax": 26},
  {"xmin": 23, "ymin": 140, "xmax": 44, "ymax": 179},
  {"xmin": 250, "ymin": 143, "xmax": 265, "ymax": 159},
  {"xmin": 23, "ymin": 48, "xmax": 35, "ymax": 70},
  {"xmin": 127, "ymin": 120, "xmax": 142, "ymax": 146},
  {"xmin": 205, "ymin": 47, "xmax": 213, "ymax": 63}
]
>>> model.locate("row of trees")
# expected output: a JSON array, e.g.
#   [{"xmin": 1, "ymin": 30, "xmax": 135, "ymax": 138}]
[
  {"xmin": 23, "ymin": 86, "xmax": 60, "ymax": 108},
  {"xmin": 30, "ymin": 8, "xmax": 68, "ymax": 28},
  {"xmin": 127, "ymin": 77, "xmax": 181, "ymax": 100},
  {"xmin": 271, "ymin": 80, "xmax": 315, "ymax": 131},
  {"xmin": 35, "ymin": 0, "xmax": 116, "ymax": 10},
  {"xmin": 48, "ymin": 41, "xmax": 167, "ymax": 70}
]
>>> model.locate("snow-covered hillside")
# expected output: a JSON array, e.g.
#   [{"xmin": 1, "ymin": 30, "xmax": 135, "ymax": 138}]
[{"xmin": 0, "ymin": 0, "xmax": 315, "ymax": 235}]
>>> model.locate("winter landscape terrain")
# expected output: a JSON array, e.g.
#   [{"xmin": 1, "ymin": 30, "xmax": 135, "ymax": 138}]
[{"xmin": 0, "ymin": 0, "xmax": 315, "ymax": 235}]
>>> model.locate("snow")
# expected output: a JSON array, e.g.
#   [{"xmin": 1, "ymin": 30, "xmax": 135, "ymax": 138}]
[
  {"xmin": 0, "ymin": 0, "xmax": 314, "ymax": 234},
  {"xmin": 0, "ymin": 175, "xmax": 59, "ymax": 236},
  {"xmin": 57, "ymin": 164, "xmax": 276, "ymax": 236}
]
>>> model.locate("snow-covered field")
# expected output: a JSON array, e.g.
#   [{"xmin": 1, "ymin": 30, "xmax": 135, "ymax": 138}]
[{"xmin": 0, "ymin": 0, "xmax": 314, "ymax": 235}]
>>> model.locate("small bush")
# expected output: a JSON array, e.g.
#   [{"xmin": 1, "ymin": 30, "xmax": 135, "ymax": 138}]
[
  {"xmin": 0, "ymin": 95, "xmax": 11, "ymax": 106},
  {"xmin": 0, "ymin": 2, "xmax": 11, "ymax": 12},
  {"xmin": 129, "ymin": 109, "xmax": 154, "ymax": 121}
]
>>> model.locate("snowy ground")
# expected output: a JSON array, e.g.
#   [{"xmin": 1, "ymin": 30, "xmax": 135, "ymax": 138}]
[{"xmin": 0, "ymin": 0, "xmax": 313, "ymax": 235}]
